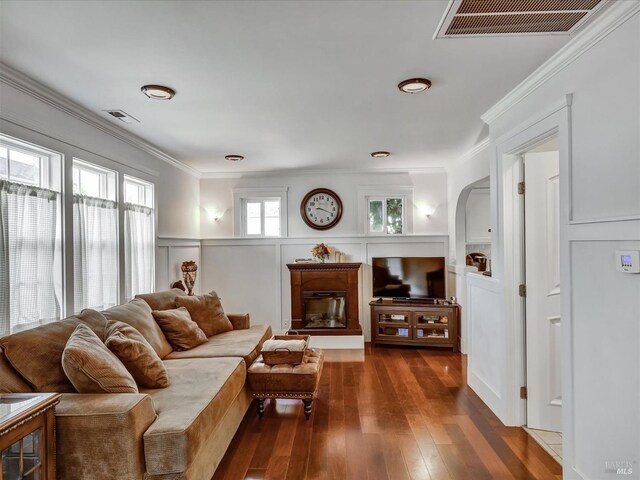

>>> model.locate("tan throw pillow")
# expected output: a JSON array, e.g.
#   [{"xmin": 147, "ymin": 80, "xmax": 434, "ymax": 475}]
[
  {"xmin": 174, "ymin": 291, "xmax": 233, "ymax": 337},
  {"xmin": 102, "ymin": 299, "xmax": 173, "ymax": 359},
  {"xmin": 135, "ymin": 288, "xmax": 188, "ymax": 311},
  {"xmin": 62, "ymin": 324, "xmax": 138, "ymax": 394},
  {"xmin": 0, "ymin": 309, "xmax": 108, "ymax": 393},
  {"xmin": 104, "ymin": 321, "xmax": 170, "ymax": 389},
  {"xmin": 152, "ymin": 307, "xmax": 208, "ymax": 351}
]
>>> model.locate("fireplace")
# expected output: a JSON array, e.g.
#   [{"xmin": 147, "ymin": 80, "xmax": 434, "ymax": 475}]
[
  {"xmin": 287, "ymin": 262, "xmax": 362, "ymax": 336},
  {"xmin": 303, "ymin": 291, "xmax": 347, "ymax": 329}
]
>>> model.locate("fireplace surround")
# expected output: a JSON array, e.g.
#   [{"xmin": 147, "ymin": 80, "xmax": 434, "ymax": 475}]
[{"xmin": 287, "ymin": 262, "xmax": 362, "ymax": 336}]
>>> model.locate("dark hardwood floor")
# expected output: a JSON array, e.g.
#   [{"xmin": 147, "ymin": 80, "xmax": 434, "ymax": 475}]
[{"xmin": 213, "ymin": 345, "xmax": 562, "ymax": 480}]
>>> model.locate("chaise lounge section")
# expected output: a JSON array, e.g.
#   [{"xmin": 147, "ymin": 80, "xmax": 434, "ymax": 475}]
[{"xmin": 0, "ymin": 288, "xmax": 272, "ymax": 479}]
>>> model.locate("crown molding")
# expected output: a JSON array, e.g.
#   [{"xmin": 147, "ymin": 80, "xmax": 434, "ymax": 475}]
[
  {"xmin": 200, "ymin": 166, "xmax": 446, "ymax": 179},
  {"xmin": 0, "ymin": 62, "xmax": 201, "ymax": 178},
  {"xmin": 461, "ymin": 137, "xmax": 489, "ymax": 161},
  {"xmin": 481, "ymin": 1, "xmax": 640, "ymax": 125},
  {"xmin": 445, "ymin": 137, "xmax": 490, "ymax": 172}
]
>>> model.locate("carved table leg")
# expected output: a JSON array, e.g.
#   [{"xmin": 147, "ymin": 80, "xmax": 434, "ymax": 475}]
[
  {"xmin": 256, "ymin": 399, "xmax": 265, "ymax": 418},
  {"xmin": 303, "ymin": 399, "xmax": 313, "ymax": 420}
]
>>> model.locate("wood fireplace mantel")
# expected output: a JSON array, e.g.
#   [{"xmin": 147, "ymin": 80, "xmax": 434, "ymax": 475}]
[{"xmin": 287, "ymin": 262, "xmax": 362, "ymax": 336}]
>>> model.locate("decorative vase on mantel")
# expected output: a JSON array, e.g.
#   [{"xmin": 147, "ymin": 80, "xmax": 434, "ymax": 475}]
[{"xmin": 181, "ymin": 261, "xmax": 198, "ymax": 296}]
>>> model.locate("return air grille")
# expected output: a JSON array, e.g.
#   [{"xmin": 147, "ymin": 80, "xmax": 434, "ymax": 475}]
[
  {"xmin": 447, "ymin": 11, "xmax": 588, "ymax": 35},
  {"xmin": 435, "ymin": 0, "xmax": 605, "ymax": 37},
  {"xmin": 456, "ymin": 0, "xmax": 601, "ymax": 14}
]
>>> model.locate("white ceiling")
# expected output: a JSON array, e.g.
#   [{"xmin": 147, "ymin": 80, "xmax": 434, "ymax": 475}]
[{"xmin": 0, "ymin": 1, "xmax": 573, "ymax": 175}]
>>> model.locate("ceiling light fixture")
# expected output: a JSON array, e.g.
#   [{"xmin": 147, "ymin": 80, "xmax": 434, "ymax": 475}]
[
  {"xmin": 398, "ymin": 78, "xmax": 432, "ymax": 94},
  {"xmin": 225, "ymin": 155, "xmax": 244, "ymax": 162},
  {"xmin": 370, "ymin": 151, "xmax": 390, "ymax": 158},
  {"xmin": 141, "ymin": 84, "xmax": 176, "ymax": 100}
]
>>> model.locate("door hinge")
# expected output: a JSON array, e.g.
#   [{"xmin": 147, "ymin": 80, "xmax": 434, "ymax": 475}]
[
  {"xmin": 519, "ymin": 284, "xmax": 527, "ymax": 297},
  {"xmin": 518, "ymin": 181, "xmax": 525, "ymax": 195},
  {"xmin": 520, "ymin": 386, "xmax": 528, "ymax": 399}
]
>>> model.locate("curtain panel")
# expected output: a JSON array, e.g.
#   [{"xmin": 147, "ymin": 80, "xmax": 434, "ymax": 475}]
[
  {"xmin": 0, "ymin": 180, "xmax": 60, "ymax": 336},
  {"xmin": 73, "ymin": 194, "xmax": 118, "ymax": 313},
  {"xmin": 124, "ymin": 203, "xmax": 154, "ymax": 300}
]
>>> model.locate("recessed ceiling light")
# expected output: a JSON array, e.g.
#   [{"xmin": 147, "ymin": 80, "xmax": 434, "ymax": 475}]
[
  {"xmin": 141, "ymin": 84, "xmax": 176, "ymax": 100},
  {"xmin": 398, "ymin": 78, "xmax": 432, "ymax": 94},
  {"xmin": 225, "ymin": 154, "xmax": 244, "ymax": 162},
  {"xmin": 370, "ymin": 151, "xmax": 390, "ymax": 158}
]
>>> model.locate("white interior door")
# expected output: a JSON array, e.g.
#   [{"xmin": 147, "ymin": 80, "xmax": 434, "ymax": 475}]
[{"xmin": 524, "ymin": 150, "xmax": 562, "ymax": 432}]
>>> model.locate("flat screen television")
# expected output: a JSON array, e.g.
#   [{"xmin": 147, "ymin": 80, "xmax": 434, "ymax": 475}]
[{"xmin": 372, "ymin": 257, "xmax": 446, "ymax": 300}]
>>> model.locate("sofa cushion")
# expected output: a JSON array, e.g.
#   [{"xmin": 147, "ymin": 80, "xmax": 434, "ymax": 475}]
[
  {"xmin": 174, "ymin": 291, "xmax": 233, "ymax": 337},
  {"xmin": 135, "ymin": 288, "xmax": 188, "ymax": 311},
  {"xmin": 141, "ymin": 357, "xmax": 246, "ymax": 476},
  {"xmin": 152, "ymin": 307, "xmax": 208, "ymax": 351},
  {"xmin": 104, "ymin": 321, "xmax": 170, "ymax": 389},
  {"xmin": 0, "ymin": 309, "xmax": 107, "ymax": 392},
  {"xmin": 0, "ymin": 349, "xmax": 33, "ymax": 393},
  {"xmin": 165, "ymin": 324, "xmax": 272, "ymax": 365},
  {"xmin": 102, "ymin": 299, "xmax": 173, "ymax": 359},
  {"xmin": 62, "ymin": 324, "xmax": 139, "ymax": 394}
]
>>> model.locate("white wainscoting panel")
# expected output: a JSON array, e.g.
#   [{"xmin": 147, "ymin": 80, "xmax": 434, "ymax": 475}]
[
  {"xmin": 201, "ymin": 242, "xmax": 280, "ymax": 330},
  {"xmin": 157, "ymin": 238, "xmax": 202, "ymax": 295},
  {"xmin": 466, "ymin": 273, "xmax": 505, "ymax": 421},
  {"xmin": 195, "ymin": 236, "xmax": 448, "ymax": 342}
]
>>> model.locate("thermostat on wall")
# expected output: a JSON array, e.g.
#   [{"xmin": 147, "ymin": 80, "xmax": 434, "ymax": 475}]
[{"xmin": 615, "ymin": 250, "xmax": 640, "ymax": 273}]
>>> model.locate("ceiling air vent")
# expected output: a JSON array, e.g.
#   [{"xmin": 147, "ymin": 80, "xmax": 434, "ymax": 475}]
[
  {"xmin": 103, "ymin": 109, "xmax": 140, "ymax": 124},
  {"xmin": 434, "ymin": 0, "xmax": 607, "ymax": 38}
]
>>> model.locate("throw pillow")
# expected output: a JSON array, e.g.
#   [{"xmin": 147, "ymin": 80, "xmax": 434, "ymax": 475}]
[
  {"xmin": 152, "ymin": 307, "xmax": 208, "ymax": 351},
  {"xmin": 62, "ymin": 324, "xmax": 138, "ymax": 393},
  {"xmin": 0, "ymin": 309, "xmax": 108, "ymax": 393},
  {"xmin": 102, "ymin": 299, "xmax": 173, "ymax": 359},
  {"xmin": 104, "ymin": 321, "xmax": 170, "ymax": 389},
  {"xmin": 174, "ymin": 291, "xmax": 233, "ymax": 337}
]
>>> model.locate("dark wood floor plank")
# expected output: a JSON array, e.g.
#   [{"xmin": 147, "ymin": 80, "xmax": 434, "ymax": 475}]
[{"xmin": 212, "ymin": 346, "xmax": 562, "ymax": 480}]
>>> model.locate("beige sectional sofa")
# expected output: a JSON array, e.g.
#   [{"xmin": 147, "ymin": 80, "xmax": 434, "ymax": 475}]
[{"xmin": 0, "ymin": 288, "xmax": 272, "ymax": 479}]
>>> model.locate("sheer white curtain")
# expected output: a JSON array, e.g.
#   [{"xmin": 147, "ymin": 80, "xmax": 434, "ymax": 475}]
[
  {"xmin": 73, "ymin": 195, "xmax": 118, "ymax": 312},
  {"xmin": 124, "ymin": 203, "xmax": 154, "ymax": 299},
  {"xmin": 0, "ymin": 180, "xmax": 60, "ymax": 335}
]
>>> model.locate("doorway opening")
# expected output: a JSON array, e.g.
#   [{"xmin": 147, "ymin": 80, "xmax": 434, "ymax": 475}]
[{"xmin": 520, "ymin": 134, "xmax": 563, "ymax": 461}]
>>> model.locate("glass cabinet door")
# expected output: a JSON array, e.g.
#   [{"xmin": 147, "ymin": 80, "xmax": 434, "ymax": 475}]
[
  {"xmin": 2, "ymin": 428, "xmax": 42, "ymax": 480},
  {"xmin": 376, "ymin": 311, "xmax": 410, "ymax": 339},
  {"xmin": 415, "ymin": 312, "xmax": 450, "ymax": 340}
]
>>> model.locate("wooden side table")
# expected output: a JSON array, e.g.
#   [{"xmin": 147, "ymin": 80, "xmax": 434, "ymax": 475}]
[{"xmin": 0, "ymin": 393, "xmax": 62, "ymax": 480}]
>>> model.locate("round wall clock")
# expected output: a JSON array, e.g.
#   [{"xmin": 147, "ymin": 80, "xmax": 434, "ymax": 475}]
[{"xmin": 300, "ymin": 188, "xmax": 343, "ymax": 230}]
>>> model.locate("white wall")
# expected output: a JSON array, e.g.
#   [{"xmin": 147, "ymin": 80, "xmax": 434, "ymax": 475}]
[
  {"xmin": 445, "ymin": 143, "xmax": 490, "ymax": 354},
  {"xmin": 476, "ymin": 6, "xmax": 640, "ymax": 480},
  {"xmin": 194, "ymin": 235, "xmax": 448, "ymax": 341},
  {"xmin": 0, "ymin": 67, "xmax": 201, "ymax": 311},
  {"xmin": 200, "ymin": 171, "xmax": 448, "ymax": 238},
  {"xmin": 446, "ymin": 142, "xmax": 490, "ymax": 263}
]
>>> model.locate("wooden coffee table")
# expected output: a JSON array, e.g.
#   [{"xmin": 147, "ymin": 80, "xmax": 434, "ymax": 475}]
[{"xmin": 247, "ymin": 349, "xmax": 324, "ymax": 420}]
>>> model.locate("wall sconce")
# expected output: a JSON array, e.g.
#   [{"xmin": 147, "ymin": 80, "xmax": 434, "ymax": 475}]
[
  {"xmin": 419, "ymin": 204, "xmax": 435, "ymax": 219},
  {"xmin": 205, "ymin": 207, "xmax": 223, "ymax": 222}
]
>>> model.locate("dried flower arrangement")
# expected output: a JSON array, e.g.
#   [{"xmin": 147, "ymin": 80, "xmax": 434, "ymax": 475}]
[{"xmin": 311, "ymin": 243, "xmax": 331, "ymax": 263}]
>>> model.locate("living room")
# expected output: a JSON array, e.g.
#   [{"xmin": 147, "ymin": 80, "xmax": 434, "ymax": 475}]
[{"xmin": 1, "ymin": 1, "xmax": 639, "ymax": 479}]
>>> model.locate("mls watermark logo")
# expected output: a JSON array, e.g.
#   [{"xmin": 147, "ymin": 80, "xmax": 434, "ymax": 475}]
[{"xmin": 605, "ymin": 460, "xmax": 635, "ymax": 475}]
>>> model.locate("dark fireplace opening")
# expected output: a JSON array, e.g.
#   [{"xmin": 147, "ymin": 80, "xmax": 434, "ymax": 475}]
[{"xmin": 303, "ymin": 291, "xmax": 347, "ymax": 329}]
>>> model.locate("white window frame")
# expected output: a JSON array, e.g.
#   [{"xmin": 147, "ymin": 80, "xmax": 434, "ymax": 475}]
[
  {"xmin": 73, "ymin": 158, "xmax": 117, "ymax": 200},
  {"xmin": 357, "ymin": 185, "xmax": 414, "ymax": 236},
  {"xmin": 0, "ymin": 139, "xmax": 55, "ymax": 189},
  {"xmin": 124, "ymin": 175, "xmax": 154, "ymax": 208},
  {"xmin": 233, "ymin": 187, "xmax": 288, "ymax": 238},
  {"xmin": 122, "ymin": 174, "xmax": 155, "ymax": 300},
  {"xmin": 0, "ymin": 135, "xmax": 64, "ymax": 330}
]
